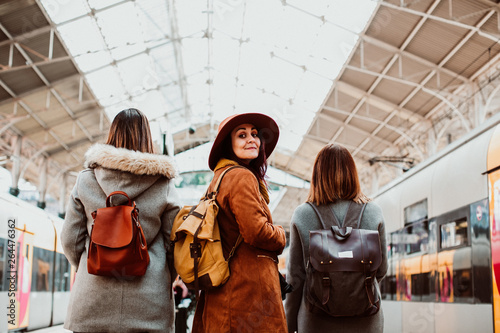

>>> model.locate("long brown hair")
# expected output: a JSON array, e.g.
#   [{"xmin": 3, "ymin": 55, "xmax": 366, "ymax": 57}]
[
  {"xmin": 307, "ymin": 144, "xmax": 369, "ymax": 205},
  {"xmin": 106, "ymin": 108, "xmax": 155, "ymax": 153}
]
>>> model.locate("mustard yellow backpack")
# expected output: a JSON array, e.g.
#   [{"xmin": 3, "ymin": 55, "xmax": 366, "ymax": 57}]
[{"xmin": 170, "ymin": 166, "xmax": 242, "ymax": 291}]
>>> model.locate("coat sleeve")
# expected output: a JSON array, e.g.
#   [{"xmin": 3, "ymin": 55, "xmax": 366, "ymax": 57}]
[
  {"xmin": 161, "ymin": 183, "xmax": 181, "ymax": 249},
  {"xmin": 226, "ymin": 169, "xmax": 286, "ymax": 253},
  {"xmin": 376, "ymin": 215, "xmax": 388, "ymax": 281},
  {"xmin": 285, "ymin": 217, "xmax": 306, "ymax": 333},
  {"xmin": 61, "ymin": 176, "xmax": 88, "ymax": 270},
  {"xmin": 365, "ymin": 202, "xmax": 388, "ymax": 281},
  {"xmin": 161, "ymin": 183, "xmax": 181, "ymax": 280}
]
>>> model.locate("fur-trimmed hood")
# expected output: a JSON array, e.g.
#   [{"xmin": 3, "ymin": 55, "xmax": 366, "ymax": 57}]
[{"xmin": 84, "ymin": 144, "xmax": 177, "ymax": 179}]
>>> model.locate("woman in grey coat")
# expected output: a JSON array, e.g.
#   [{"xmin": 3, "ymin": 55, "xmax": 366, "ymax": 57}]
[
  {"xmin": 285, "ymin": 143, "xmax": 388, "ymax": 333},
  {"xmin": 61, "ymin": 108, "xmax": 181, "ymax": 333}
]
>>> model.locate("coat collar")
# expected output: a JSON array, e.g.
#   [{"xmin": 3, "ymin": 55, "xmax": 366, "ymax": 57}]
[
  {"xmin": 84, "ymin": 144, "xmax": 177, "ymax": 179},
  {"xmin": 213, "ymin": 158, "xmax": 270, "ymax": 204}
]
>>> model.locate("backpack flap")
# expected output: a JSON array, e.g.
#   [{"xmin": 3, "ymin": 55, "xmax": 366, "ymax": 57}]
[
  {"xmin": 91, "ymin": 205, "xmax": 135, "ymax": 248},
  {"xmin": 172, "ymin": 198, "xmax": 220, "ymax": 242},
  {"xmin": 309, "ymin": 228, "xmax": 382, "ymax": 273}
]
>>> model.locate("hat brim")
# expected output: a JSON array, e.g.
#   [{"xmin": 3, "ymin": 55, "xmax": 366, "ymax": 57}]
[{"xmin": 208, "ymin": 113, "xmax": 280, "ymax": 170}]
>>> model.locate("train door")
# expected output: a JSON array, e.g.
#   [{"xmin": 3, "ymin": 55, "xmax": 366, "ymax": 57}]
[
  {"xmin": 488, "ymin": 124, "xmax": 500, "ymax": 332},
  {"xmin": 8, "ymin": 226, "xmax": 34, "ymax": 331}
]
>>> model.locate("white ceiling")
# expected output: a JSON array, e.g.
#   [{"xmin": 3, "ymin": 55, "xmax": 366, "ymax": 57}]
[{"xmin": 1, "ymin": 0, "xmax": 500, "ymax": 203}]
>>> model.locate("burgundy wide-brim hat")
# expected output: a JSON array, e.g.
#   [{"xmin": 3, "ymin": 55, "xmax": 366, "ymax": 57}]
[{"xmin": 208, "ymin": 113, "xmax": 280, "ymax": 170}]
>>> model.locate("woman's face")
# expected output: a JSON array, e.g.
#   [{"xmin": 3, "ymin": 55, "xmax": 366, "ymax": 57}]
[{"xmin": 231, "ymin": 123, "xmax": 261, "ymax": 164}]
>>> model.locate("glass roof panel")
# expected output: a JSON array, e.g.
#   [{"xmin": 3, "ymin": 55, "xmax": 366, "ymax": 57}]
[
  {"xmin": 57, "ymin": 16, "xmax": 104, "ymax": 56},
  {"xmin": 41, "ymin": 0, "xmax": 377, "ymax": 171},
  {"xmin": 41, "ymin": 0, "xmax": 89, "ymax": 24},
  {"xmin": 87, "ymin": 0, "xmax": 126, "ymax": 10}
]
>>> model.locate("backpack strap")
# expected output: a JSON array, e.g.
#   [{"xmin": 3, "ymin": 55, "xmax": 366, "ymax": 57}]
[
  {"xmin": 307, "ymin": 201, "xmax": 366, "ymax": 229},
  {"xmin": 193, "ymin": 166, "xmax": 244, "ymax": 297},
  {"xmin": 306, "ymin": 202, "xmax": 341, "ymax": 229},
  {"xmin": 207, "ymin": 165, "xmax": 246, "ymax": 198},
  {"xmin": 343, "ymin": 202, "xmax": 367, "ymax": 229}
]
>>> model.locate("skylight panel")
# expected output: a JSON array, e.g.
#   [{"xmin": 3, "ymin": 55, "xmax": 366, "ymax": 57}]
[
  {"xmin": 115, "ymin": 53, "xmax": 152, "ymax": 95},
  {"xmin": 87, "ymin": 0, "xmax": 126, "ymax": 10},
  {"xmin": 237, "ymin": 43, "xmax": 274, "ymax": 89},
  {"xmin": 95, "ymin": 2, "xmax": 146, "ymax": 60},
  {"xmin": 74, "ymin": 51, "xmax": 113, "ymax": 73},
  {"xmin": 41, "ymin": 0, "xmax": 89, "ymax": 24},
  {"xmin": 131, "ymin": 90, "xmax": 166, "ymax": 119},
  {"xmin": 149, "ymin": 45, "xmax": 178, "ymax": 82},
  {"xmin": 182, "ymin": 39, "xmax": 208, "ymax": 77},
  {"xmin": 261, "ymin": 57, "xmax": 303, "ymax": 101},
  {"xmin": 286, "ymin": 0, "xmax": 333, "ymax": 17},
  {"xmin": 160, "ymin": 85, "xmax": 183, "ymax": 110},
  {"xmin": 275, "ymin": 6, "xmax": 322, "ymax": 53},
  {"xmin": 313, "ymin": 22, "xmax": 357, "ymax": 68},
  {"xmin": 175, "ymin": 1, "xmax": 207, "ymax": 37},
  {"xmin": 325, "ymin": 0, "xmax": 378, "ymax": 34},
  {"xmin": 135, "ymin": 0, "xmax": 171, "ymax": 39},
  {"xmin": 295, "ymin": 71, "xmax": 333, "ymax": 110},
  {"xmin": 242, "ymin": 0, "xmax": 284, "ymax": 46},
  {"xmin": 57, "ymin": 17, "xmax": 104, "ymax": 56},
  {"xmin": 212, "ymin": 32, "xmax": 240, "ymax": 77},
  {"xmin": 86, "ymin": 66, "xmax": 126, "ymax": 106},
  {"xmin": 212, "ymin": 2, "xmax": 245, "ymax": 38}
]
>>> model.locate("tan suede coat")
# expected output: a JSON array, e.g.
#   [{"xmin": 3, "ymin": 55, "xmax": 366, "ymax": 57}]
[{"xmin": 192, "ymin": 164, "xmax": 287, "ymax": 333}]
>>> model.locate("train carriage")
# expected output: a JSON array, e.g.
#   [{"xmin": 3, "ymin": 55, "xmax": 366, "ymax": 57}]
[
  {"xmin": 374, "ymin": 115, "xmax": 500, "ymax": 333},
  {"xmin": 0, "ymin": 192, "xmax": 71, "ymax": 332}
]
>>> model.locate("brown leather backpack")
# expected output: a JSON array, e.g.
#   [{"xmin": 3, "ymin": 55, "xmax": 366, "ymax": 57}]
[
  {"xmin": 305, "ymin": 202, "xmax": 382, "ymax": 317},
  {"xmin": 87, "ymin": 191, "xmax": 149, "ymax": 278}
]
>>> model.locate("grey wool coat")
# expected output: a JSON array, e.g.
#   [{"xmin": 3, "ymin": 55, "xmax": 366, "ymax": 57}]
[
  {"xmin": 285, "ymin": 200, "xmax": 388, "ymax": 333},
  {"xmin": 61, "ymin": 144, "xmax": 181, "ymax": 333}
]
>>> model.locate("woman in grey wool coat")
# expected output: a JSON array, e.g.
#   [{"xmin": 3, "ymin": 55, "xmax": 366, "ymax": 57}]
[
  {"xmin": 61, "ymin": 108, "xmax": 181, "ymax": 333},
  {"xmin": 285, "ymin": 143, "xmax": 388, "ymax": 333}
]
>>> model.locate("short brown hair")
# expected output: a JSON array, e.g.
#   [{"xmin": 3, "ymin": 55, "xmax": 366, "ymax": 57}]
[
  {"xmin": 106, "ymin": 108, "xmax": 155, "ymax": 153},
  {"xmin": 307, "ymin": 144, "xmax": 369, "ymax": 205}
]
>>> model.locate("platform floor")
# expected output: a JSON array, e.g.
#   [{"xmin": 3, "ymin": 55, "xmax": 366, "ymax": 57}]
[{"xmin": 30, "ymin": 325, "xmax": 68, "ymax": 333}]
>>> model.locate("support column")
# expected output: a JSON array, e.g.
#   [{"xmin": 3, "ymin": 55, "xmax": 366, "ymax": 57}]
[
  {"xmin": 9, "ymin": 135, "xmax": 22, "ymax": 197},
  {"xmin": 371, "ymin": 166, "xmax": 379, "ymax": 196},
  {"xmin": 474, "ymin": 88, "xmax": 486, "ymax": 127},
  {"xmin": 58, "ymin": 172, "xmax": 67, "ymax": 219},
  {"xmin": 37, "ymin": 157, "xmax": 47, "ymax": 210},
  {"xmin": 426, "ymin": 128, "xmax": 437, "ymax": 158}
]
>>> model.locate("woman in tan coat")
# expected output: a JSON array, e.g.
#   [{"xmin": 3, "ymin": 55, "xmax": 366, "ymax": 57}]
[{"xmin": 192, "ymin": 113, "xmax": 287, "ymax": 333}]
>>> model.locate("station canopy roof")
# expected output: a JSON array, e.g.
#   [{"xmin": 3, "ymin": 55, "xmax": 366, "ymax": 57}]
[{"xmin": 1, "ymin": 0, "xmax": 500, "ymax": 197}]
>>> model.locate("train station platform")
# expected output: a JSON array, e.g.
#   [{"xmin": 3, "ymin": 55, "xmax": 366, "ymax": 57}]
[{"xmin": 30, "ymin": 325, "xmax": 68, "ymax": 333}]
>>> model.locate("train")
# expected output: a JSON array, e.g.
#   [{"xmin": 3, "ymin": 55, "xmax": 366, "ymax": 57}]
[
  {"xmin": 0, "ymin": 191, "xmax": 72, "ymax": 332},
  {"xmin": 374, "ymin": 114, "xmax": 500, "ymax": 332}
]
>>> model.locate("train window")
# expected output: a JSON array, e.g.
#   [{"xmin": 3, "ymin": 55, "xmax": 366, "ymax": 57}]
[
  {"xmin": 381, "ymin": 275, "xmax": 397, "ymax": 300},
  {"xmin": 402, "ymin": 221, "xmax": 429, "ymax": 254},
  {"xmin": 54, "ymin": 252, "xmax": 71, "ymax": 292},
  {"xmin": 404, "ymin": 199, "xmax": 428, "ymax": 225},
  {"xmin": 31, "ymin": 247, "xmax": 54, "ymax": 292},
  {"xmin": 440, "ymin": 218, "xmax": 468, "ymax": 249}
]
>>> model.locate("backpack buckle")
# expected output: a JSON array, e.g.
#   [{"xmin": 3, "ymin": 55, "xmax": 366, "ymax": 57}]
[
  {"xmin": 190, "ymin": 242, "xmax": 202, "ymax": 259},
  {"xmin": 322, "ymin": 276, "xmax": 330, "ymax": 287}
]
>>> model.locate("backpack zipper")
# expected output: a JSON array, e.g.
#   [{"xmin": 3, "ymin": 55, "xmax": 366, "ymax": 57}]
[{"xmin": 257, "ymin": 255, "xmax": 278, "ymax": 264}]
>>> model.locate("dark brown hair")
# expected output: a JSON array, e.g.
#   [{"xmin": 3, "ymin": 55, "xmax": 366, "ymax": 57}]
[
  {"xmin": 307, "ymin": 144, "xmax": 369, "ymax": 205},
  {"xmin": 106, "ymin": 108, "xmax": 155, "ymax": 153}
]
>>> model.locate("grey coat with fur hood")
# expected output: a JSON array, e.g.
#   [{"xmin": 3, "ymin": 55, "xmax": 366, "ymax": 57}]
[{"xmin": 61, "ymin": 144, "xmax": 181, "ymax": 333}]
